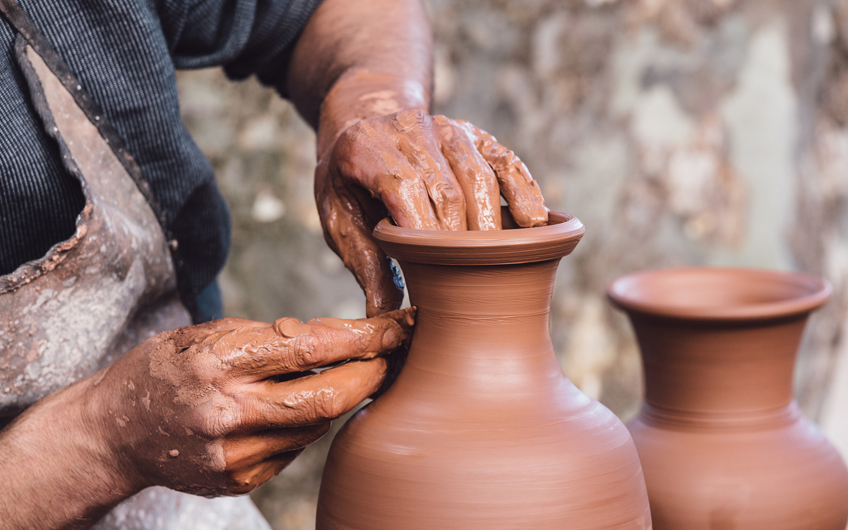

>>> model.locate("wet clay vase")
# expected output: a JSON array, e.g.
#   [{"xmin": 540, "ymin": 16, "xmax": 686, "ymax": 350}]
[
  {"xmin": 316, "ymin": 211, "xmax": 652, "ymax": 530},
  {"xmin": 608, "ymin": 268, "xmax": 848, "ymax": 530}
]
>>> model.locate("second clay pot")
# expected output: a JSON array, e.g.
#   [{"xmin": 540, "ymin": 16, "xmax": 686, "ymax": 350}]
[{"xmin": 609, "ymin": 267, "xmax": 848, "ymax": 530}]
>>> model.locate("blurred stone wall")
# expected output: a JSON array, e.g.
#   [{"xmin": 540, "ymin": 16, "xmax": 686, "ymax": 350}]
[{"xmin": 176, "ymin": 0, "xmax": 848, "ymax": 528}]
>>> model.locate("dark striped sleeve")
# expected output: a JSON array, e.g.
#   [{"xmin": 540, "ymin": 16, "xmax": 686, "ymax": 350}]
[
  {"xmin": 0, "ymin": 20, "xmax": 85, "ymax": 275},
  {"xmin": 157, "ymin": 0, "xmax": 324, "ymax": 97}
]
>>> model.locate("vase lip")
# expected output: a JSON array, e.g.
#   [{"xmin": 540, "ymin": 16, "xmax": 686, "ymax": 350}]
[
  {"xmin": 372, "ymin": 210, "xmax": 584, "ymax": 266},
  {"xmin": 606, "ymin": 267, "xmax": 832, "ymax": 322}
]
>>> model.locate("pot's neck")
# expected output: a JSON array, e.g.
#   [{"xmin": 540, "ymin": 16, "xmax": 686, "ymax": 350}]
[
  {"xmin": 398, "ymin": 259, "xmax": 565, "ymax": 397},
  {"xmin": 628, "ymin": 313, "xmax": 809, "ymax": 426}
]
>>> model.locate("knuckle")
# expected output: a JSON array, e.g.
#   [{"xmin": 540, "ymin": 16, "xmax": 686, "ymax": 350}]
[
  {"xmin": 401, "ymin": 108, "xmax": 427, "ymax": 120},
  {"xmin": 394, "ymin": 108, "xmax": 428, "ymax": 130},
  {"xmin": 432, "ymin": 114, "xmax": 451, "ymax": 127},
  {"xmin": 193, "ymin": 400, "xmax": 239, "ymax": 438},
  {"xmin": 394, "ymin": 173, "xmax": 424, "ymax": 193},
  {"xmin": 443, "ymin": 183, "xmax": 465, "ymax": 205},
  {"xmin": 291, "ymin": 334, "xmax": 322, "ymax": 367},
  {"xmin": 313, "ymin": 388, "xmax": 346, "ymax": 420}
]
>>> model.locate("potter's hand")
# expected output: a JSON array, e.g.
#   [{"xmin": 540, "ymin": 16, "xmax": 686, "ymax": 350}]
[
  {"xmin": 91, "ymin": 308, "xmax": 415, "ymax": 497},
  {"xmin": 0, "ymin": 312, "xmax": 413, "ymax": 529},
  {"xmin": 314, "ymin": 74, "xmax": 548, "ymax": 317}
]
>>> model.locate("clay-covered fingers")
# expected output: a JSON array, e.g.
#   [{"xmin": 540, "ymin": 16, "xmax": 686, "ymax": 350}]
[
  {"xmin": 460, "ymin": 120, "xmax": 548, "ymax": 228},
  {"xmin": 225, "ymin": 308, "xmax": 415, "ymax": 378},
  {"xmin": 223, "ymin": 423, "xmax": 330, "ymax": 469},
  {"xmin": 226, "ymin": 450, "xmax": 303, "ymax": 495},
  {"xmin": 239, "ymin": 357, "xmax": 389, "ymax": 430},
  {"xmin": 330, "ymin": 119, "xmax": 439, "ymax": 230},
  {"xmin": 433, "ymin": 116, "xmax": 501, "ymax": 230},
  {"xmin": 331, "ymin": 110, "xmax": 467, "ymax": 231},
  {"xmin": 389, "ymin": 110, "xmax": 467, "ymax": 230},
  {"xmin": 315, "ymin": 169, "xmax": 404, "ymax": 316},
  {"xmin": 205, "ymin": 310, "xmax": 414, "ymax": 374}
]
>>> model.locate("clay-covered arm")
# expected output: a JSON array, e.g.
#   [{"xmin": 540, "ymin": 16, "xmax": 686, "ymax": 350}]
[
  {"xmin": 0, "ymin": 309, "xmax": 414, "ymax": 530},
  {"xmin": 286, "ymin": 0, "xmax": 548, "ymax": 317}
]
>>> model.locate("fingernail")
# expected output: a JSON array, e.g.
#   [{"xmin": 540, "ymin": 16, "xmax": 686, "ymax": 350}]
[
  {"xmin": 404, "ymin": 307, "xmax": 417, "ymax": 326},
  {"xmin": 275, "ymin": 318, "xmax": 306, "ymax": 338},
  {"xmin": 382, "ymin": 326, "xmax": 401, "ymax": 350}
]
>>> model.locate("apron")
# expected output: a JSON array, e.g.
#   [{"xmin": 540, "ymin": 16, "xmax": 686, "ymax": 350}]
[{"xmin": 0, "ymin": 1, "xmax": 270, "ymax": 528}]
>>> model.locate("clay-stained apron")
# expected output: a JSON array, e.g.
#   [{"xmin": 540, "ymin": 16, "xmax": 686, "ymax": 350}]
[{"xmin": 0, "ymin": 1, "xmax": 269, "ymax": 528}]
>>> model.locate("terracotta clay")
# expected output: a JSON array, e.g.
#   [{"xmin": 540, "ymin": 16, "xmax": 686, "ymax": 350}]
[
  {"xmin": 313, "ymin": 73, "xmax": 548, "ymax": 316},
  {"xmin": 316, "ymin": 210, "xmax": 652, "ymax": 530},
  {"xmin": 608, "ymin": 267, "xmax": 848, "ymax": 530}
]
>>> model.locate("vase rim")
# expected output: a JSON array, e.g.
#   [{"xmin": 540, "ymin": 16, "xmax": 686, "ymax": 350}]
[
  {"xmin": 373, "ymin": 210, "xmax": 584, "ymax": 265},
  {"xmin": 606, "ymin": 267, "xmax": 832, "ymax": 322}
]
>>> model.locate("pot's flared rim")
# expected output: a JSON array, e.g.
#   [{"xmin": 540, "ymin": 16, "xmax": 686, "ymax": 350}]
[
  {"xmin": 373, "ymin": 210, "xmax": 584, "ymax": 265},
  {"xmin": 607, "ymin": 267, "xmax": 832, "ymax": 322}
]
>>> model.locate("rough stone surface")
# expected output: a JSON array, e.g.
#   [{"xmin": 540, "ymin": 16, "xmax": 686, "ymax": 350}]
[{"xmin": 175, "ymin": 1, "xmax": 848, "ymax": 527}]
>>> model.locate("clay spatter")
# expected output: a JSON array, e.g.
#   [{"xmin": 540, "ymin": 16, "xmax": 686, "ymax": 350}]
[
  {"xmin": 316, "ymin": 210, "xmax": 652, "ymax": 530},
  {"xmin": 609, "ymin": 268, "xmax": 848, "ymax": 530}
]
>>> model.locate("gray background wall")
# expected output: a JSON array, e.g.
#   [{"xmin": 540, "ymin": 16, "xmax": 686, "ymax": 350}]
[{"xmin": 175, "ymin": 1, "xmax": 848, "ymax": 527}]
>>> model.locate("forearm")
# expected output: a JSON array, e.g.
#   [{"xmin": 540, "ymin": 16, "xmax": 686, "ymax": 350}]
[
  {"xmin": 287, "ymin": 0, "xmax": 433, "ymax": 152},
  {"xmin": 0, "ymin": 377, "xmax": 135, "ymax": 529}
]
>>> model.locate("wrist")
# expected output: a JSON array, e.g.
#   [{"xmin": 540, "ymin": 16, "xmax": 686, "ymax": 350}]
[
  {"xmin": 43, "ymin": 374, "xmax": 144, "ymax": 499},
  {"xmin": 317, "ymin": 69, "xmax": 430, "ymax": 159},
  {"xmin": 76, "ymin": 370, "xmax": 148, "ymax": 496},
  {"xmin": 0, "ymin": 374, "xmax": 139, "ymax": 528}
]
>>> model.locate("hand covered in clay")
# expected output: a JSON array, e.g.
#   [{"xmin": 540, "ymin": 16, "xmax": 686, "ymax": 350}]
[
  {"xmin": 89, "ymin": 308, "xmax": 414, "ymax": 497},
  {"xmin": 315, "ymin": 71, "xmax": 548, "ymax": 317}
]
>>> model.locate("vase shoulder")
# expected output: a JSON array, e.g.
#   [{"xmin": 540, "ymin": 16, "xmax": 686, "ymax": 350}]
[{"xmin": 318, "ymin": 387, "xmax": 651, "ymax": 530}]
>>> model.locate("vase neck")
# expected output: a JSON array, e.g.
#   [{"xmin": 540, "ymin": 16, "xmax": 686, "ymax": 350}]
[
  {"xmin": 397, "ymin": 259, "xmax": 564, "ymax": 396},
  {"xmin": 628, "ymin": 313, "xmax": 809, "ymax": 421}
]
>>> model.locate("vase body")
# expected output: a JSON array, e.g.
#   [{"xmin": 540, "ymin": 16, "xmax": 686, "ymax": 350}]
[
  {"xmin": 608, "ymin": 268, "xmax": 848, "ymax": 530},
  {"xmin": 316, "ymin": 212, "xmax": 652, "ymax": 530}
]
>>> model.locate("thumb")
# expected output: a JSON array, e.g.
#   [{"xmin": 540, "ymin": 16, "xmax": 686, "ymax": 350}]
[{"xmin": 316, "ymin": 174, "xmax": 403, "ymax": 318}]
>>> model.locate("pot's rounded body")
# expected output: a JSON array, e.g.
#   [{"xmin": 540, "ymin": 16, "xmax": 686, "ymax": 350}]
[
  {"xmin": 629, "ymin": 414, "xmax": 848, "ymax": 529},
  {"xmin": 320, "ymin": 378, "xmax": 648, "ymax": 529},
  {"xmin": 609, "ymin": 268, "xmax": 848, "ymax": 530},
  {"xmin": 317, "ymin": 212, "xmax": 652, "ymax": 530}
]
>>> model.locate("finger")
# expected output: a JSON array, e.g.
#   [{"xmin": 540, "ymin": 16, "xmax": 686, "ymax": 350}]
[
  {"xmin": 223, "ymin": 423, "xmax": 330, "ymax": 468},
  {"xmin": 214, "ymin": 307, "xmax": 414, "ymax": 377},
  {"xmin": 331, "ymin": 120, "xmax": 439, "ymax": 230},
  {"xmin": 226, "ymin": 450, "xmax": 302, "ymax": 495},
  {"xmin": 316, "ymin": 168, "xmax": 404, "ymax": 316},
  {"xmin": 372, "ymin": 343, "xmax": 409, "ymax": 400},
  {"xmin": 434, "ymin": 116, "xmax": 501, "ymax": 231},
  {"xmin": 259, "ymin": 307, "xmax": 415, "ymax": 374},
  {"xmin": 390, "ymin": 110, "xmax": 467, "ymax": 231},
  {"xmin": 239, "ymin": 357, "xmax": 388, "ymax": 429},
  {"xmin": 465, "ymin": 122, "xmax": 548, "ymax": 228}
]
